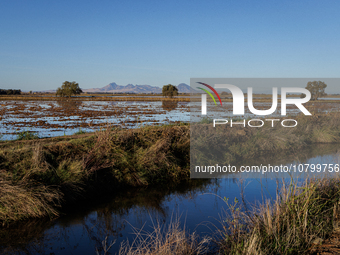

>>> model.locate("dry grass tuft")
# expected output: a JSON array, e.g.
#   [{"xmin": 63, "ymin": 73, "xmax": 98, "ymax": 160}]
[
  {"xmin": 0, "ymin": 170, "xmax": 61, "ymax": 225},
  {"xmin": 217, "ymin": 177, "xmax": 340, "ymax": 254},
  {"xmin": 118, "ymin": 216, "xmax": 210, "ymax": 255}
]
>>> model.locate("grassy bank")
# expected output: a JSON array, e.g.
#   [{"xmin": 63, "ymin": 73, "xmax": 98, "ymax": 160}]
[
  {"xmin": 1, "ymin": 113, "xmax": 340, "ymax": 227},
  {"xmin": 0, "ymin": 124, "xmax": 190, "ymax": 225}
]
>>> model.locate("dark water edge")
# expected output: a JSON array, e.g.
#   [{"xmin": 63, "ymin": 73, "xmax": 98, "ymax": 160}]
[{"xmin": 0, "ymin": 143, "xmax": 339, "ymax": 255}]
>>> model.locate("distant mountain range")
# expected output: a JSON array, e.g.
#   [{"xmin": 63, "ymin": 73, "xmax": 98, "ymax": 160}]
[{"xmin": 81, "ymin": 82, "xmax": 191, "ymax": 93}]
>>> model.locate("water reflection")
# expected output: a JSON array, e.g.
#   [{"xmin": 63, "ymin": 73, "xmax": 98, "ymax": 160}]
[
  {"xmin": 0, "ymin": 101, "xmax": 190, "ymax": 140},
  {"xmin": 161, "ymin": 100, "xmax": 178, "ymax": 111},
  {"xmin": 56, "ymin": 100, "xmax": 83, "ymax": 110},
  {"xmin": 0, "ymin": 179, "xmax": 216, "ymax": 255},
  {"xmin": 0, "ymin": 144, "xmax": 339, "ymax": 254}
]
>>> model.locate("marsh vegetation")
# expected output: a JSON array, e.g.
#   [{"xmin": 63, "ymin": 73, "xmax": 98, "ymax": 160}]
[{"xmin": 1, "ymin": 96, "xmax": 340, "ymax": 254}]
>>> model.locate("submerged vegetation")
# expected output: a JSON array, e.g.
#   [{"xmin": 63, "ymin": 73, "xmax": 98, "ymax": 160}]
[{"xmin": 74, "ymin": 128, "xmax": 86, "ymax": 135}]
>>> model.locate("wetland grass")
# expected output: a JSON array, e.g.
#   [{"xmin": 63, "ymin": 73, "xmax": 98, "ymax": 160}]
[
  {"xmin": 74, "ymin": 128, "xmax": 86, "ymax": 135},
  {"xmin": 116, "ymin": 216, "xmax": 210, "ymax": 255},
  {"xmin": 0, "ymin": 124, "xmax": 190, "ymax": 225},
  {"xmin": 1, "ymin": 113, "xmax": 340, "ymax": 229},
  {"xmin": 15, "ymin": 130, "xmax": 39, "ymax": 140},
  {"xmin": 217, "ymin": 177, "xmax": 340, "ymax": 255},
  {"xmin": 100, "ymin": 177, "xmax": 340, "ymax": 255},
  {"xmin": 191, "ymin": 112, "xmax": 340, "ymax": 167}
]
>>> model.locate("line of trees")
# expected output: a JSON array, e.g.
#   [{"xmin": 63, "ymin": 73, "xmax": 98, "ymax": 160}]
[{"xmin": 0, "ymin": 89, "xmax": 21, "ymax": 95}]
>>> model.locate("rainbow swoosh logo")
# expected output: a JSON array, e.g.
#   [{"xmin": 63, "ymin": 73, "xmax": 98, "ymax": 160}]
[{"xmin": 197, "ymin": 82, "xmax": 223, "ymax": 106}]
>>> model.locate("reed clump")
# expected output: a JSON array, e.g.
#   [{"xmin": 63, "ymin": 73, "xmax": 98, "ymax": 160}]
[
  {"xmin": 117, "ymin": 217, "xmax": 210, "ymax": 255},
  {"xmin": 218, "ymin": 177, "xmax": 340, "ymax": 254},
  {"xmin": 0, "ymin": 170, "xmax": 61, "ymax": 224}
]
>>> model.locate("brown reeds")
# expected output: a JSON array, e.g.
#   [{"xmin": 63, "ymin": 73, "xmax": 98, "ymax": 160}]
[
  {"xmin": 1, "ymin": 112, "xmax": 340, "ymax": 227},
  {"xmin": 0, "ymin": 170, "xmax": 61, "ymax": 225},
  {"xmin": 0, "ymin": 124, "xmax": 190, "ymax": 225},
  {"xmin": 117, "ymin": 216, "xmax": 210, "ymax": 255},
  {"xmin": 217, "ymin": 177, "xmax": 340, "ymax": 254}
]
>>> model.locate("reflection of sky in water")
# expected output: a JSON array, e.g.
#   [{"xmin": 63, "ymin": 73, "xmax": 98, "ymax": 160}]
[
  {"xmin": 1, "ymin": 99, "xmax": 339, "ymax": 140},
  {"xmin": 208, "ymin": 150, "xmax": 340, "ymax": 179},
  {"xmin": 1, "ymin": 99, "xmax": 338, "ymax": 140},
  {"xmin": 0, "ymin": 101, "xmax": 190, "ymax": 140}
]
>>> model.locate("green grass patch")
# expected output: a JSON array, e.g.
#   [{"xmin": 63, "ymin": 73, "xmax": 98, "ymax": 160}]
[
  {"xmin": 16, "ymin": 130, "xmax": 39, "ymax": 140},
  {"xmin": 73, "ymin": 128, "xmax": 86, "ymax": 135}
]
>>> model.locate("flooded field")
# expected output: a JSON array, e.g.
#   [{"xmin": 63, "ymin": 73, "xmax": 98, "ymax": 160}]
[
  {"xmin": 1, "ymin": 99, "xmax": 340, "ymax": 140},
  {"xmin": 0, "ymin": 100, "xmax": 189, "ymax": 140}
]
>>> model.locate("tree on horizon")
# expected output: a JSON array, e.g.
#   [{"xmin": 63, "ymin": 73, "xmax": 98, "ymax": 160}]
[
  {"xmin": 162, "ymin": 84, "xmax": 178, "ymax": 98},
  {"xmin": 305, "ymin": 81, "xmax": 327, "ymax": 100},
  {"xmin": 56, "ymin": 81, "xmax": 82, "ymax": 98}
]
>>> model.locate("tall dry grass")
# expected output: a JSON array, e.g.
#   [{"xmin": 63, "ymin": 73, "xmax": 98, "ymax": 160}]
[
  {"xmin": 0, "ymin": 124, "xmax": 190, "ymax": 225},
  {"xmin": 1, "ymin": 112, "xmax": 340, "ymax": 226},
  {"xmin": 217, "ymin": 177, "xmax": 340, "ymax": 254},
  {"xmin": 117, "ymin": 216, "xmax": 210, "ymax": 255},
  {"xmin": 0, "ymin": 170, "xmax": 61, "ymax": 225}
]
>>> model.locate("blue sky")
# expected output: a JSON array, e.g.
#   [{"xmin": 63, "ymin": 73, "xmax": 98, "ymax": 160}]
[{"xmin": 1, "ymin": 0, "xmax": 339, "ymax": 92}]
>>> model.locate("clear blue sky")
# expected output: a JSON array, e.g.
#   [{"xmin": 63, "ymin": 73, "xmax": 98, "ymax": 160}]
[{"xmin": 1, "ymin": 0, "xmax": 339, "ymax": 93}]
